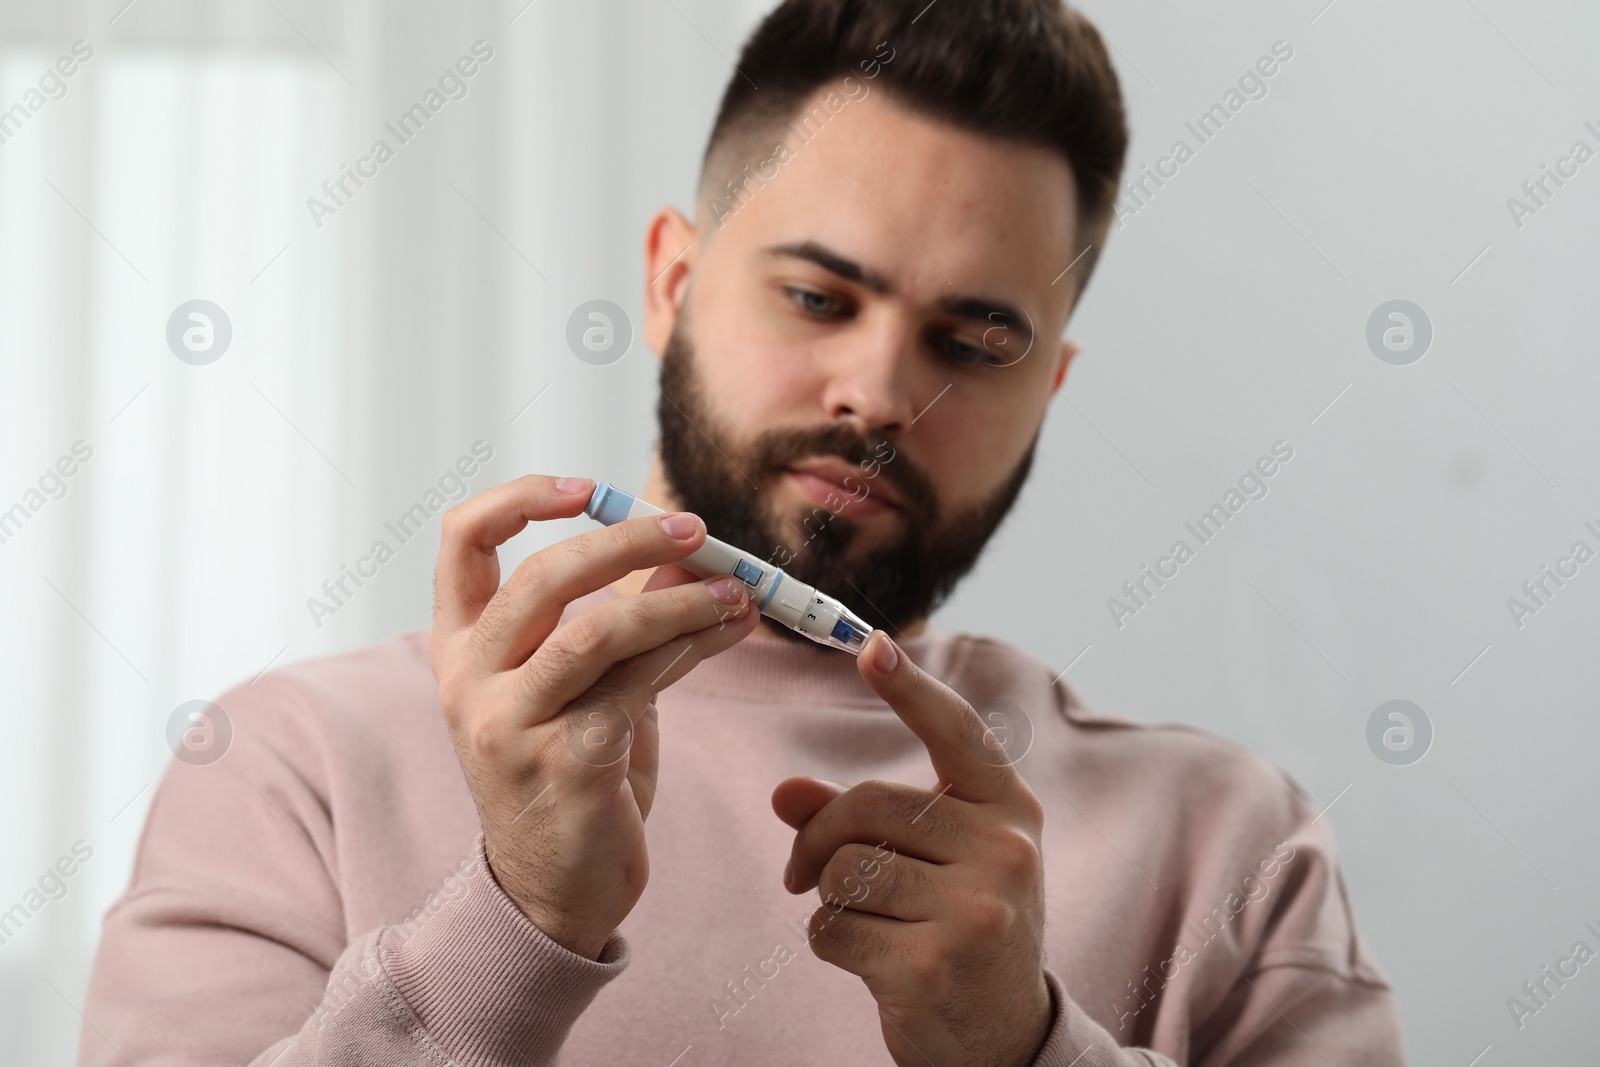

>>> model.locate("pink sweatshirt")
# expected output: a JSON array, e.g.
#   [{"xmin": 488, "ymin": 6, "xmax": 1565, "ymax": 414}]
[{"xmin": 79, "ymin": 585, "xmax": 1406, "ymax": 1065}]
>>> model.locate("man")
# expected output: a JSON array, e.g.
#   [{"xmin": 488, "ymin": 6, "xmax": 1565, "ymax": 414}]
[{"xmin": 78, "ymin": 1, "xmax": 1408, "ymax": 1064}]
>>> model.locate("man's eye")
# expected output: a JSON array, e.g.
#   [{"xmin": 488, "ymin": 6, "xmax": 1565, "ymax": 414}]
[
  {"xmin": 785, "ymin": 287, "xmax": 844, "ymax": 318},
  {"xmin": 938, "ymin": 334, "xmax": 1002, "ymax": 367}
]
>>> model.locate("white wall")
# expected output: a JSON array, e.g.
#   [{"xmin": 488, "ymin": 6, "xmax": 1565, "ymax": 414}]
[{"xmin": 0, "ymin": 0, "xmax": 1594, "ymax": 1062}]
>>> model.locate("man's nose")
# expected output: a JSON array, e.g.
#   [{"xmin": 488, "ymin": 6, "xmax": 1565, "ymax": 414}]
[{"xmin": 818, "ymin": 317, "xmax": 918, "ymax": 436}]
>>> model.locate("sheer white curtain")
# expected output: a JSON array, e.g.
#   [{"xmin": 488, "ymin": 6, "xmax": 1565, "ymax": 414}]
[{"xmin": 0, "ymin": 0, "xmax": 764, "ymax": 1060}]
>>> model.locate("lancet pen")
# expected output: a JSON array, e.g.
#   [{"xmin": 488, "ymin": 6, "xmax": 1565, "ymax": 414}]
[{"xmin": 584, "ymin": 482, "xmax": 873, "ymax": 653}]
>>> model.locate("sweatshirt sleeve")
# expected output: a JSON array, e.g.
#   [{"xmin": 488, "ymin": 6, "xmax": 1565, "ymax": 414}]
[
  {"xmin": 278, "ymin": 831, "xmax": 628, "ymax": 1067},
  {"xmin": 1025, "ymin": 964, "xmax": 1404, "ymax": 1066},
  {"xmin": 76, "ymin": 672, "xmax": 628, "ymax": 1067},
  {"xmin": 1023, "ymin": 781, "xmax": 1407, "ymax": 1067}
]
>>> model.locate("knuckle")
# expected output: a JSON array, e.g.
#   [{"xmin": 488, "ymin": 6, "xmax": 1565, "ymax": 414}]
[
  {"xmin": 903, "ymin": 940, "xmax": 945, "ymax": 988},
  {"xmin": 966, "ymin": 890, "xmax": 1013, "ymax": 939},
  {"xmin": 439, "ymin": 504, "xmax": 465, "ymax": 540},
  {"xmin": 848, "ymin": 842, "xmax": 887, "ymax": 882},
  {"xmin": 854, "ymin": 778, "xmax": 893, "ymax": 811},
  {"xmin": 811, "ymin": 907, "xmax": 877, "ymax": 960},
  {"xmin": 614, "ymin": 518, "xmax": 654, "ymax": 558},
  {"xmin": 1015, "ymin": 786, "xmax": 1046, "ymax": 830},
  {"xmin": 805, "ymin": 907, "xmax": 839, "ymax": 958},
  {"xmin": 818, "ymin": 842, "xmax": 910, "ymax": 911},
  {"xmin": 623, "ymin": 593, "xmax": 670, "ymax": 633},
  {"xmin": 878, "ymin": 856, "xmax": 917, "ymax": 906},
  {"xmin": 818, "ymin": 850, "xmax": 853, "ymax": 895},
  {"xmin": 434, "ymin": 668, "xmax": 470, "ymax": 719},
  {"xmin": 511, "ymin": 550, "xmax": 553, "ymax": 594},
  {"xmin": 512, "ymin": 663, "xmax": 545, "ymax": 711},
  {"xmin": 521, "ymin": 644, "xmax": 578, "ymax": 702},
  {"xmin": 900, "ymin": 657, "xmax": 927, "ymax": 695},
  {"xmin": 991, "ymin": 826, "xmax": 1042, "ymax": 880},
  {"xmin": 980, "ymin": 757, "xmax": 1018, "ymax": 796},
  {"xmin": 461, "ymin": 716, "xmax": 510, "ymax": 763},
  {"xmin": 892, "ymin": 787, "xmax": 936, "ymax": 827},
  {"xmin": 849, "ymin": 856, "xmax": 896, "ymax": 908},
  {"xmin": 954, "ymin": 699, "xmax": 991, "ymax": 753},
  {"xmin": 532, "ymin": 713, "xmax": 580, "ymax": 768},
  {"xmin": 561, "ymin": 698, "xmax": 632, "ymax": 765},
  {"xmin": 562, "ymin": 611, "xmax": 613, "ymax": 661},
  {"xmin": 564, "ymin": 530, "xmax": 598, "ymax": 566},
  {"xmin": 904, "ymin": 789, "xmax": 968, "ymax": 845},
  {"xmin": 467, "ymin": 609, "xmax": 510, "ymax": 660}
]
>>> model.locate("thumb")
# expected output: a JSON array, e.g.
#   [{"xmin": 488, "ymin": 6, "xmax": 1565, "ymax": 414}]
[{"xmin": 771, "ymin": 776, "xmax": 848, "ymax": 831}]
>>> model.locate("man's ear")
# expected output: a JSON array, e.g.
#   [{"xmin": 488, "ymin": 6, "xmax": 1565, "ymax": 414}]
[
  {"xmin": 1050, "ymin": 338, "xmax": 1081, "ymax": 396},
  {"xmin": 643, "ymin": 206, "xmax": 697, "ymax": 358}
]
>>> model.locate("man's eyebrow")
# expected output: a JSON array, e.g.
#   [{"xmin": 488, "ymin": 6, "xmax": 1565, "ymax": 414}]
[
  {"xmin": 934, "ymin": 295, "xmax": 1034, "ymax": 349},
  {"xmin": 765, "ymin": 241, "xmax": 892, "ymax": 294},
  {"xmin": 765, "ymin": 240, "xmax": 1034, "ymax": 347}
]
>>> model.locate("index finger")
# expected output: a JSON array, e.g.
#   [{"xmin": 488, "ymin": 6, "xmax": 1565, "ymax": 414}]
[
  {"xmin": 433, "ymin": 475, "xmax": 595, "ymax": 634},
  {"xmin": 855, "ymin": 630, "xmax": 1024, "ymax": 806}
]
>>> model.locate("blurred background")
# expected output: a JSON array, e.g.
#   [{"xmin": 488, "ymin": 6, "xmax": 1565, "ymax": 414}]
[{"xmin": 2, "ymin": 0, "xmax": 1597, "ymax": 1062}]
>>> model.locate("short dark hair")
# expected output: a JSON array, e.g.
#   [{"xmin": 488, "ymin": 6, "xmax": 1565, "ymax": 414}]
[{"xmin": 699, "ymin": 0, "xmax": 1128, "ymax": 297}]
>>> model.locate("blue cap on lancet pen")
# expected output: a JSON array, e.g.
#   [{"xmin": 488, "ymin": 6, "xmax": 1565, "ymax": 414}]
[{"xmin": 585, "ymin": 483, "xmax": 633, "ymax": 526}]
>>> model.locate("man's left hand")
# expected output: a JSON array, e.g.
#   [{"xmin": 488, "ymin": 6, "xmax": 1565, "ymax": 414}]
[{"xmin": 772, "ymin": 629, "xmax": 1053, "ymax": 1067}]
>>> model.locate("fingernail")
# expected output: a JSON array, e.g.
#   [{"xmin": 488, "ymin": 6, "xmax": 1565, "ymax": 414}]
[
  {"xmin": 555, "ymin": 477, "xmax": 593, "ymax": 495},
  {"xmin": 873, "ymin": 633, "xmax": 899, "ymax": 673},
  {"xmin": 783, "ymin": 859, "xmax": 794, "ymax": 890},
  {"xmin": 659, "ymin": 513, "xmax": 698, "ymax": 539},
  {"xmin": 707, "ymin": 576, "xmax": 745, "ymax": 605}
]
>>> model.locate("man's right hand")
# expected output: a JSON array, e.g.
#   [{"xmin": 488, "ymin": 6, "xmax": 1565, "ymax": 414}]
[{"xmin": 430, "ymin": 475, "xmax": 759, "ymax": 959}]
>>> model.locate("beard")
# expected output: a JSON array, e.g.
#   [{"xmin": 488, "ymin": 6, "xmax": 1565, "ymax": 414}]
[{"xmin": 655, "ymin": 317, "xmax": 1037, "ymax": 645}]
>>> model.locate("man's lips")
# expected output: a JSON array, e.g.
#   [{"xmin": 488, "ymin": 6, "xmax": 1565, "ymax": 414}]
[{"xmin": 781, "ymin": 458, "xmax": 902, "ymax": 518}]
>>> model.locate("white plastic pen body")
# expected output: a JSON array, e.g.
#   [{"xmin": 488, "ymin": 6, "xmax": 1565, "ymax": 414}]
[{"xmin": 583, "ymin": 482, "xmax": 871, "ymax": 653}]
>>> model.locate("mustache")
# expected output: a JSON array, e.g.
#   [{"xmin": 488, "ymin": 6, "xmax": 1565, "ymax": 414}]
[{"xmin": 747, "ymin": 423, "xmax": 938, "ymax": 520}]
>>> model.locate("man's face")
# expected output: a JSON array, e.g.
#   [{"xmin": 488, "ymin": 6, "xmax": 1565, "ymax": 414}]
[{"xmin": 644, "ymin": 79, "xmax": 1084, "ymax": 636}]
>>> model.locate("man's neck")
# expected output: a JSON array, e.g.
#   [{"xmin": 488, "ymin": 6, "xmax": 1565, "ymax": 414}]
[{"xmin": 604, "ymin": 452, "xmax": 926, "ymax": 639}]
